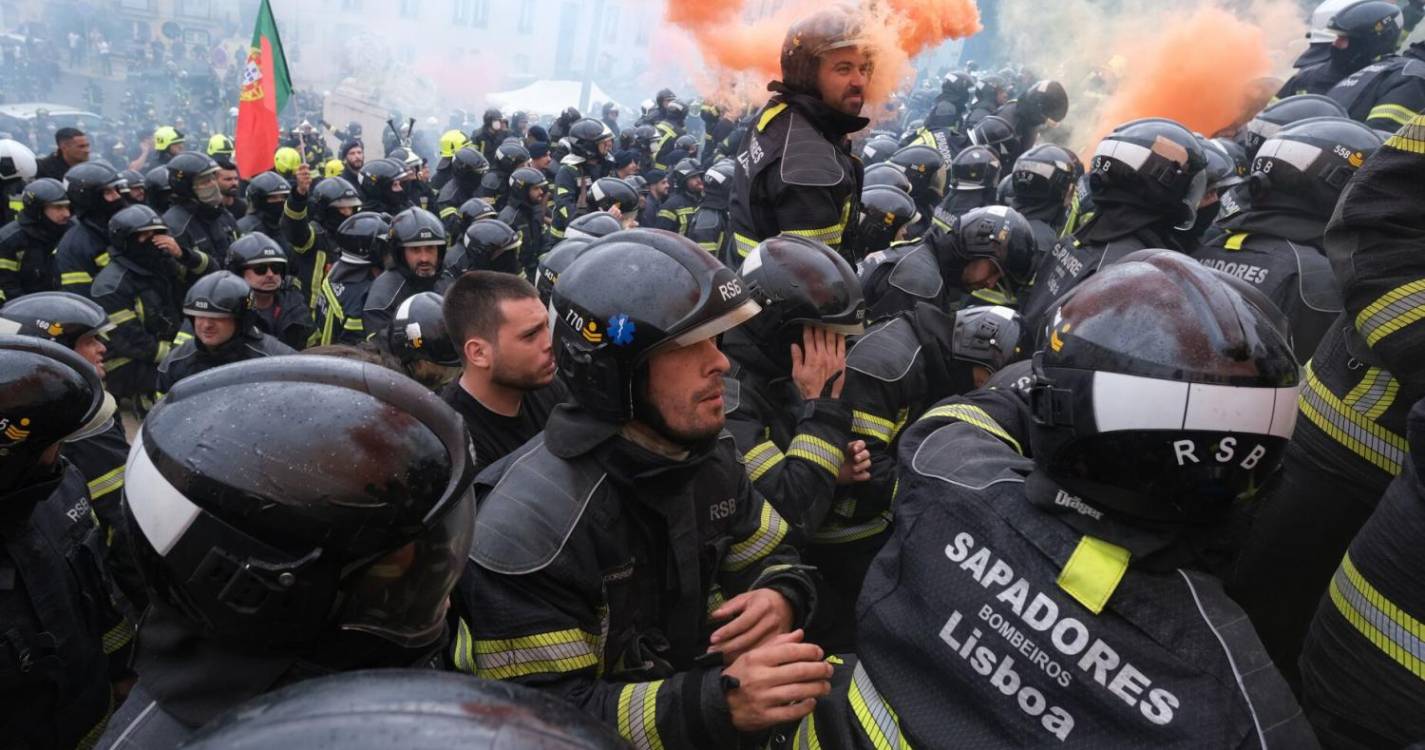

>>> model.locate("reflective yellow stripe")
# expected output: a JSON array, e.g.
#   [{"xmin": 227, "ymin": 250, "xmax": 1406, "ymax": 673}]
[
  {"xmin": 1368, "ymin": 103, "xmax": 1419, "ymax": 127},
  {"xmin": 6, "ymin": 197, "xmax": 20, "ymax": 212},
  {"xmin": 616, "ymin": 680, "xmax": 666, "ymax": 750},
  {"xmin": 471, "ymin": 628, "xmax": 599, "ymax": 680},
  {"xmin": 743, "ymin": 440, "xmax": 784, "ymax": 483},
  {"xmin": 787, "ymin": 434, "xmax": 844, "ymax": 477},
  {"xmin": 343, "ymin": 317, "xmax": 365, "ymax": 331},
  {"xmin": 1343, "ymin": 367, "xmax": 1399, "ymax": 421},
  {"xmin": 0, "ymin": 258, "xmax": 19, "ymax": 271},
  {"xmin": 696, "ymin": 240, "xmax": 720, "ymax": 253},
  {"xmin": 106, "ymin": 308, "xmax": 137, "ymax": 326},
  {"xmin": 784, "ymin": 223, "xmax": 844, "ymax": 244},
  {"xmin": 62, "ymin": 271, "xmax": 95, "ymax": 286},
  {"xmin": 1224, "ymin": 232, "xmax": 1249, "ymax": 251},
  {"xmin": 1384, "ymin": 114, "xmax": 1425, "ymax": 154},
  {"xmin": 919, "ymin": 403, "xmax": 1023, "ymax": 455},
  {"xmin": 851, "ymin": 410, "xmax": 895, "ymax": 443},
  {"xmin": 657, "ymin": 209, "xmax": 678, "ymax": 222},
  {"xmin": 86, "ymin": 465, "xmax": 125, "ymax": 500},
  {"xmin": 155, "ymin": 339, "xmax": 172, "ymax": 363},
  {"xmin": 101, "ymin": 618, "xmax": 135, "ymax": 655},
  {"xmin": 850, "ymin": 661, "xmax": 911, "ymax": 750},
  {"xmin": 439, "ymin": 206, "xmax": 459, "ymax": 219},
  {"xmin": 104, "ymin": 356, "xmax": 132, "ymax": 371},
  {"xmin": 1057, "ymin": 536, "xmax": 1131, "ymax": 615},
  {"xmin": 970, "ymin": 286, "xmax": 1015, "ymax": 306},
  {"xmin": 1330, "ymin": 552, "xmax": 1425, "ymax": 679},
  {"xmin": 793, "ymin": 709, "xmax": 823, "ymax": 750},
  {"xmin": 1299, "ymin": 361, "xmax": 1407, "ymax": 474},
  {"xmin": 95, "ymin": 251, "xmax": 109, "ymax": 268},
  {"xmin": 706, "ymin": 586, "xmax": 726, "ymax": 618},
  {"xmin": 733, "ymin": 233, "xmax": 758, "ymax": 259},
  {"xmin": 757, "ymin": 102, "xmax": 789, "ymax": 132},
  {"xmin": 813, "ymin": 511, "xmax": 892, "ymax": 545},
  {"xmin": 284, "ymin": 203, "xmax": 308, "ymax": 220},
  {"xmin": 452, "ymin": 617, "xmax": 475, "ymax": 673},
  {"xmin": 723, "ymin": 501, "xmax": 790, "ymax": 572},
  {"xmin": 1356, "ymin": 279, "xmax": 1425, "ymax": 347},
  {"xmin": 173, "ymin": 330, "xmax": 193, "ymax": 347}
]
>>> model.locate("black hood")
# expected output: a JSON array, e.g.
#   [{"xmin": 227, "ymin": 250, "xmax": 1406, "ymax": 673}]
[{"xmin": 768, "ymin": 82, "xmax": 870, "ymax": 142}]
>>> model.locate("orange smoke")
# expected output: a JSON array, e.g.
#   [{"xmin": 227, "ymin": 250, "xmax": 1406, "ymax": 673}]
[
  {"xmin": 663, "ymin": 0, "xmax": 981, "ymax": 116},
  {"xmin": 1086, "ymin": 5, "xmax": 1277, "ymax": 150}
]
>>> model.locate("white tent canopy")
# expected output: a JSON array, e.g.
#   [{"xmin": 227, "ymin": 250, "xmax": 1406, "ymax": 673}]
[{"xmin": 485, "ymin": 80, "xmax": 623, "ymax": 118}]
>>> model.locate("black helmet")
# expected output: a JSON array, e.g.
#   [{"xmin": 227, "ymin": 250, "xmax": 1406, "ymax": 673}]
[
  {"xmin": 1019, "ymin": 80, "xmax": 1070, "ymax": 124},
  {"xmin": 663, "ymin": 99, "xmax": 689, "ymax": 125},
  {"xmin": 226, "ymin": 232, "xmax": 288, "ymax": 276},
  {"xmin": 996, "ymin": 174, "xmax": 1016, "ymax": 205},
  {"xmin": 360, "ymin": 158, "xmax": 412, "ymax": 209},
  {"xmin": 701, "ymin": 159, "xmax": 736, "ymax": 207},
  {"xmin": 973, "ymin": 73, "xmax": 1008, "ymax": 106},
  {"xmin": 245, "ymin": 171, "xmax": 291, "ymax": 225},
  {"xmin": 1029, "ymin": 249, "xmax": 1299, "ymax": 524},
  {"xmin": 569, "ymin": 118, "xmax": 614, "ymax": 161},
  {"xmin": 589, "ymin": 177, "xmax": 639, "ymax": 214},
  {"xmin": 631, "ymin": 125, "xmax": 659, "ymax": 151},
  {"xmin": 391, "ymin": 207, "xmax": 447, "ymax": 264},
  {"xmin": 119, "ymin": 169, "xmax": 145, "ymax": 199},
  {"xmin": 626, "ymin": 174, "xmax": 649, "ymax": 195},
  {"xmin": 63, "ymin": 161, "xmax": 125, "ymax": 220},
  {"xmin": 0, "ymin": 292, "xmax": 112, "ymax": 349},
  {"xmin": 863, "ymin": 162, "xmax": 914, "ymax": 193},
  {"xmin": 184, "ymin": 270, "xmax": 251, "ymax": 320},
  {"xmin": 941, "ymin": 70, "xmax": 975, "ymax": 102},
  {"xmin": 0, "ymin": 336, "xmax": 103, "ymax": 487},
  {"xmin": 673, "ymin": 133, "xmax": 699, "ymax": 156},
  {"xmin": 508, "ymin": 167, "xmax": 547, "ymax": 205},
  {"xmin": 451, "ymin": 146, "xmax": 490, "ymax": 181},
  {"xmin": 456, "ymin": 197, "xmax": 497, "ymax": 231},
  {"xmin": 950, "ymin": 145, "xmax": 1003, "ymax": 191},
  {"xmin": 780, "ymin": 7, "xmax": 863, "ymax": 95},
  {"xmin": 856, "ymin": 185, "xmax": 919, "ymax": 252},
  {"xmin": 951, "ymin": 305, "xmax": 1025, "ymax": 373},
  {"xmin": 671, "ymin": 158, "xmax": 704, "ymax": 191},
  {"xmin": 481, "ymin": 107, "xmax": 505, "ymax": 127},
  {"xmin": 1089, "ymin": 117, "xmax": 1207, "ymax": 230},
  {"xmin": 888, "ymin": 145, "xmax": 945, "ymax": 199},
  {"xmin": 565, "ymin": 211, "xmax": 624, "ymax": 242},
  {"xmin": 457, "ymin": 219, "xmax": 521, "ymax": 276},
  {"xmin": 551, "ymin": 229, "xmax": 760, "ymax": 422},
  {"xmin": 144, "ymin": 165, "xmax": 173, "ymax": 213},
  {"xmin": 1239, "ymin": 94, "xmax": 1349, "ymax": 160},
  {"xmin": 1248, "ymin": 116, "xmax": 1382, "ymax": 217},
  {"xmin": 558, "ymin": 106, "xmax": 582, "ymax": 124},
  {"xmin": 182, "ymin": 671, "xmax": 627, "ymax": 750},
  {"xmin": 1011, "ymin": 143, "xmax": 1077, "ymax": 205},
  {"xmin": 166, "ymin": 151, "xmax": 221, "ymax": 202},
  {"xmin": 311, "ymin": 176, "xmax": 364, "ymax": 231},
  {"xmin": 388, "ymin": 292, "xmax": 460, "ymax": 367},
  {"xmin": 123, "ymin": 355, "xmax": 477, "ymax": 650},
  {"xmin": 1212, "ymin": 137, "xmax": 1250, "ymax": 182},
  {"xmin": 493, "ymin": 142, "xmax": 530, "ymax": 173},
  {"xmin": 107, "ymin": 204, "xmax": 170, "ymax": 262},
  {"xmin": 20, "ymin": 177, "xmax": 70, "ymax": 223},
  {"xmin": 1198, "ymin": 135, "xmax": 1245, "ymax": 193},
  {"xmin": 656, "ymin": 88, "xmax": 677, "ymax": 107},
  {"xmin": 535, "ymin": 239, "xmax": 594, "ymax": 305},
  {"xmin": 1327, "ymin": 0, "xmax": 1404, "ymax": 66},
  {"xmin": 860, "ymin": 135, "xmax": 901, "ymax": 166},
  {"xmin": 938, "ymin": 205, "xmax": 1038, "ymax": 287},
  {"xmin": 335, "ymin": 211, "xmax": 392, "ymax": 265},
  {"xmin": 738, "ymin": 234, "xmax": 865, "ymax": 370},
  {"xmin": 970, "ymin": 115, "xmax": 1016, "ymax": 162}
]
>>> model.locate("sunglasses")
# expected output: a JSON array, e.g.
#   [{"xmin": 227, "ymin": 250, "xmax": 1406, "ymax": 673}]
[{"xmin": 247, "ymin": 263, "xmax": 284, "ymax": 276}]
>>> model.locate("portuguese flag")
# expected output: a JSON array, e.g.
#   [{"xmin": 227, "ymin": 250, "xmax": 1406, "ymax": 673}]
[{"xmin": 234, "ymin": 0, "xmax": 292, "ymax": 178}]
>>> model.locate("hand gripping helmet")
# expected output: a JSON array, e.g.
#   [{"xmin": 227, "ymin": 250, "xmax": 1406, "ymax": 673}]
[
  {"xmin": 937, "ymin": 205, "xmax": 1038, "ymax": 288},
  {"xmin": 0, "ymin": 336, "xmax": 103, "ymax": 486},
  {"xmin": 312, "ymin": 176, "xmax": 364, "ymax": 231},
  {"xmin": 360, "ymin": 157, "xmax": 413, "ymax": 209},
  {"xmin": 184, "ymin": 270, "xmax": 251, "ymax": 321},
  {"xmin": 508, "ymin": 167, "xmax": 547, "ymax": 206},
  {"xmin": 0, "ymin": 292, "xmax": 113, "ymax": 349},
  {"xmin": 245, "ymin": 171, "xmax": 292, "ymax": 225},
  {"xmin": 438, "ymin": 129, "xmax": 471, "ymax": 160},
  {"xmin": 181, "ymin": 671, "xmax": 627, "ymax": 750},
  {"xmin": 589, "ymin": 177, "xmax": 640, "ymax": 214},
  {"xmin": 227, "ymin": 232, "xmax": 288, "ymax": 276},
  {"xmin": 1090, "ymin": 118, "xmax": 1208, "ymax": 231},
  {"xmin": 951, "ymin": 305, "xmax": 1026, "ymax": 373},
  {"xmin": 122, "ymin": 355, "xmax": 477, "ymax": 650},
  {"xmin": 856, "ymin": 185, "xmax": 919, "ymax": 252},
  {"xmin": 737, "ymin": 234, "xmax": 865, "ymax": 371},
  {"xmin": 493, "ymin": 141, "xmax": 530, "ymax": 173},
  {"xmin": 456, "ymin": 219, "xmax": 521, "ymax": 276},
  {"xmin": 1238, "ymin": 94, "xmax": 1348, "ymax": 161},
  {"xmin": 889, "ymin": 145, "xmax": 946, "ymax": 200},
  {"xmin": 780, "ymin": 6, "xmax": 864, "ymax": 95},
  {"xmin": 450, "ymin": 146, "xmax": 490, "ymax": 183},
  {"xmin": 387, "ymin": 292, "xmax": 460, "ymax": 367},
  {"xmin": 0, "ymin": 139, "xmax": 37, "ymax": 183},
  {"xmin": 565, "ymin": 211, "xmax": 624, "ymax": 242},
  {"xmin": 64, "ymin": 161, "xmax": 126, "ymax": 220},
  {"xmin": 1029, "ymin": 249, "xmax": 1299, "ymax": 524},
  {"xmin": 551, "ymin": 229, "xmax": 761, "ymax": 422},
  {"xmin": 166, "ymin": 151, "xmax": 221, "ymax": 202},
  {"xmin": 536, "ymin": 239, "xmax": 594, "ymax": 305},
  {"xmin": 860, "ymin": 135, "xmax": 901, "ymax": 166},
  {"xmin": 1019, "ymin": 80, "xmax": 1070, "ymax": 125},
  {"xmin": 863, "ymin": 162, "xmax": 914, "ymax": 193},
  {"xmin": 970, "ymin": 115, "xmax": 1017, "ymax": 163},
  {"xmin": 144, "ymin": 166, "xmax": 174, "ymax": 213},
  {"xmin": 20, "ymin": 177, "xmax": 71, "ymax": 223},
  {"xmin": 1248, "ymin": 116, "xmax": 1381, "ymax": 218},
  {"xmin": 336, "ymin": 211, "xmax": 392, "ymax": 265},
  {"xmin": 1011, "ymin": 144, "xmax": 1077, "ymax": 206},
  {"xmin": 950, "ymin": 145, "xmax": 1003, "ymax": 191},
  {"xmin": 569, "ymin": 118, "xmax": 614, "ymax": 162},
  {"xmin": 107, "ymin": 204, "xmax": 171, "ymax": 263}
]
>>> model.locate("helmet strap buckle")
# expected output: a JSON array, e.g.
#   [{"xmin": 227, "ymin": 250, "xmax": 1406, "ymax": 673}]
[{"xmin": 197, "ymin": 544, "xmax": 323, "ymax": 614}]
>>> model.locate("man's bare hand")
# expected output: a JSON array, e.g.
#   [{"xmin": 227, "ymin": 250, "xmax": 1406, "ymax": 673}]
[
  {"xmin": 723, "ymin": 630, "xmax": 833, "ymax": 733},
  {"xmin": 152, "ymin": 234, "xmax": 182, "ymax": 259},
  {"xmin": 791, "ymin": 326, "xmax": 847, "ymax": 400},
  {"xmin": 837, "ymin": 439, "xmax": 871, "ymax": 485},
  {"xmin": 295, "ymin": 162, "xmax": 312, "ymax": 196},
  {"xmin": 709, "ymin": 589, "xmax": 795, "ymax": 665}
]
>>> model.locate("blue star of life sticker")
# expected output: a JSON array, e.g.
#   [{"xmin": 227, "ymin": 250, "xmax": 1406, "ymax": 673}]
[{"xmin": 608, "ymin": 313, "xmax": 636, "ymax": 346}]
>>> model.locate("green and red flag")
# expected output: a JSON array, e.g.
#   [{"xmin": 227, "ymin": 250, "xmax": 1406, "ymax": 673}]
[{"xmin": 234, "ymin": 0, "xmax": 292, "ymax": 179}]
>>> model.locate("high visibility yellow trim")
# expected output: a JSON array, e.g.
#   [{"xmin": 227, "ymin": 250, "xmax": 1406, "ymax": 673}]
[
  {"xmin": 1383, "ymin": 114, "xmax": 1425, "ymax": 154},
  {"xmin": 471, "ymin": 628, "xmax": 599, "ymax": 680},
  {"xmin": 793, "ymin": 711, "xmax": 824, "ymax": 750},
  {"xmin": 87, "ymin": 465, "xmax": 125, "ymax": 500},
  {"xmin": 1057, "ymin": 536, "xmax": 1130, "ymax": 615},
  {"xmin": 438, "ymin": 206, "xmax": 459, "ymax": 219},
  {"xmin": 733, "ymin": 233, "xmax": 758, "ymax": 258},
  {"xmin": 758, "ymin": 102, "xmax": 789, "ymax": 133},
  {"xmin": 851, "ymin": 410, "xmax": 895, "ymax": 443},
  {"xmin": 0, "ymin": 258, "xmax": 19, "ymax": 271},
  {"xmin": 1330, "ymin": 552, "xmax": 1425, "ymax": 679},
  {"xmin": 616, "ymin": 680, "xmax": 667, "ymax": 750},
  {"xmin": 1299, "ymin": 361, "xmax": 1407, "ymax": 475},
  {"xmin": 155, "ymin": 339, "xmax": 172, "ymax": 363},
  {"xmin": 1224, "ymin": 232, "xmax": 1250, "ymax": 251},
  {"xmin": 813, "ymin": 511, "xmax": 892, "ymax": 545},
  {"xmin": 106, "ymin": 308, "xmax": 137, "ymax": 326},
  {"xmin": 95, "ymin": 251, "xmax": 110, "ymax": 268},
  {"xmin": 1368, "ymin": 103, "xmax": 1419, "ymax": 127},
  {"xmin": 62, "ymin": 271, "xmax": 95, "ymax": 287},
  {"xmin": 743, "ymin": 440, "xmax": 785, "ymax": 482},
  {"xmin": 723, "ymin": 501, "xmax": 790, "ymax": 572},
  {"xmin": 919, "ymin": 403, "xmax": 1023, "ymax": 455},
  {"xmin": 787, "ymin": 433, "xmax": 844, "ymax": 477},
  {"xmin": 284, "ymin": 203, "xmax": 308, "ymax": 220},
  {"xmin": 1356, "ymin": 279, "xmax": 1425, "ymax": 347},
  {"xmin": 1342, "ymin": 367, "xmax": 1398, "ymax": 421},
  {"xmin": 850, "ymin": 661, "xmax": 911, "ymax": 750},
  {"xmin": 101, "ymin": 618, "xmax": 135, "ymax": 655}
]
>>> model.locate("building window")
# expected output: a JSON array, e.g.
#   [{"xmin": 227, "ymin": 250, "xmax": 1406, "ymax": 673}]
[
  {"xmin": 453, "ymin": 0, "xmax": 488, "ymax": 27},
  {"xmin": 518, "ymin": 2, "xmax": 536, "ymax": 34},
  {"xmin": 400, "ymin": 0, "xmax": 420, "ymax": 19}
]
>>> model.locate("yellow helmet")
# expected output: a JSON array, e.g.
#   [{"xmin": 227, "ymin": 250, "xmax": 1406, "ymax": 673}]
[
  {"xmin": 154, "ymin": 126, "xmax": 185, "ymax": 151},
  {"xmin": 439, "ymin": 129, "xmax": 471, "ymax": 159},
  {"xmin": 323, "ymin": 158, "xmax": 345, "ymax": 178},
  {"xmin": 273, "ymin": 147, "xmax": 303, "ymax": 175},
  {"xmin": 207, "ymin": 133, "xmax": 235, "ymax": 157}
]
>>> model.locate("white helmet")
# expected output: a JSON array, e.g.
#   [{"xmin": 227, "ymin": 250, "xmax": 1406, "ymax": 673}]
[
  {"xmin": 1308, "ymin": 0, "xmax": 1356, "ymax": 43},
  {"xmin": 0, "ymin": 139, "xmax": 37, "ymax": 182}
]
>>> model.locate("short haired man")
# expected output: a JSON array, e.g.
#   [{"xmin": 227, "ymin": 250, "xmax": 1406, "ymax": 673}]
[{"xmin": 35, "ymin": 127, "xmax": 90, "ymax": 180}]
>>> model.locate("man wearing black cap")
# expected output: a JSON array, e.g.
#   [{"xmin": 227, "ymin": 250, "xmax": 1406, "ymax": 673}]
[
  {"xmin": 528, "ymin": 141, "xmax": 555, "ymax": 181},
  {"xmin": 640, "ymin": 168, "xmax": 669, "ymax": 228},
  {"xmin": 613, "ymin": 150, "xmax": 640, "ymax": 179},
  {"xmin": 339, "ymin": 140, "xmax": 364, "ymax": 188}
]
